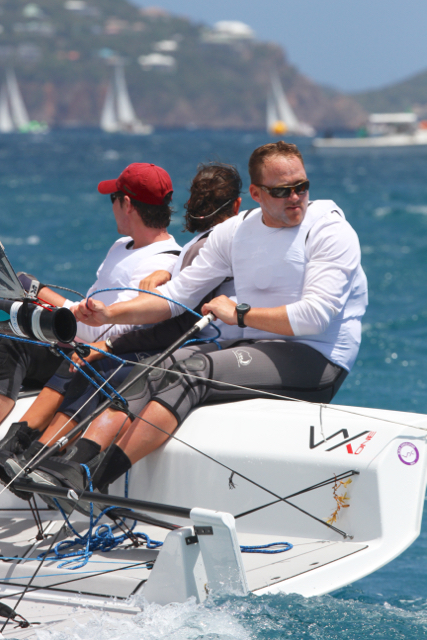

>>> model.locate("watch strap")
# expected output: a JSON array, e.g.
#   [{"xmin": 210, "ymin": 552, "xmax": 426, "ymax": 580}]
[{"xmin": 236, "ymin": 304, "xmax": 251, "ymax": 328}]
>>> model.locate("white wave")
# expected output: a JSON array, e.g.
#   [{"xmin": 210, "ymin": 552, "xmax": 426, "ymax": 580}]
[
  {"xmin": 1, "ymin": 235, "xmax": 40, "ymax": 245},
  {"xmin": 104, "ymin": 150, "xmax": 120, "ymax": 161},
  {"xmin": 36, "ymin": 597, "xmax": 251, "ymax": 640},
  {"xmin": 374, "ymin": 206, "xmax": 391, "ymax": 218},
  {"xmin": 405, "ymin": 205, "xmax": 427, "ymax": 215}
]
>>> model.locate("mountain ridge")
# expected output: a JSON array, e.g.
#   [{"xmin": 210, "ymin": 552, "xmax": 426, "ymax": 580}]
[
  {"xmin": 0, "ymin": 0, "xmax": 367, "ymax": 130},
  {"xmin": 353, "ymin": 69, "xmax": 427, "ymax": 116}
]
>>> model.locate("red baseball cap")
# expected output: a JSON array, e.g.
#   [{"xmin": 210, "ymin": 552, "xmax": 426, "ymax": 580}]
[{"xmin": 98, "ymin": 163, "xmax": 173, "ymax": 205}]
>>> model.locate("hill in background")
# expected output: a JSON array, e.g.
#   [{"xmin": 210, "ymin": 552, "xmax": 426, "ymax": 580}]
[
  {"xmin": 353, "ymin": 69, "xmax": 427, "ymax": 117},
  {"xmin": 0, "ymin": 0, "xmax": 367, "ymax": 130}
]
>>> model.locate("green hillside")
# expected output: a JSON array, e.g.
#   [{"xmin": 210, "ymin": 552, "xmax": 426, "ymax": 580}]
[
  {"xmin": 353, "ymin": 70, "xmax": 427, "ymax": 114},
  {"xmin": 0, "ymin": 0, "xmax": 366, "ymax": 129}
]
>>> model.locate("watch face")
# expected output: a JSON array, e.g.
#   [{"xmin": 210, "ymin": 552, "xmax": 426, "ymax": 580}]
[{"xmin": 236, "ymin": 303, "xmax": 250, "ymax": 312}]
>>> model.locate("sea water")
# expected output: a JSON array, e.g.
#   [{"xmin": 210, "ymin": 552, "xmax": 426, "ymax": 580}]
[{"xmin": 1, "ymin": 130, "xmax": 427, "ymax": 639}]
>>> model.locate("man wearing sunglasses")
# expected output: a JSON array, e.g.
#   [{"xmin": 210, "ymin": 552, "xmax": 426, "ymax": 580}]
[
  {"xmin": 0, "ymin": 163, "xmax": 180, "ymax": 442},
  {"xmin": 41, "ymin": 140, "xmax": 368, "ymax": 497}
]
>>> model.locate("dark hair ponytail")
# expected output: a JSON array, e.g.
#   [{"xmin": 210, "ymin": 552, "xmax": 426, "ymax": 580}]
[{"xmin": 184, "ymin": 163, "xmax": 242, "ymax": 233}]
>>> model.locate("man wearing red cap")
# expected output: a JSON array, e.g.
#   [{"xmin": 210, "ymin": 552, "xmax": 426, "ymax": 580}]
[{"xmin": 0, "ymin": 163, "xmax": 181, "ymax": 451}]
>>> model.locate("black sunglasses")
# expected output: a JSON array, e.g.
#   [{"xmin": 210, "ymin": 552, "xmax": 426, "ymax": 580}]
[
  {"xmin": 255, "ymin": 179, "xmax": 310, "ymax": 199},
  {"xmin": 110, "ymin": 192, "xmax": 121, "ymax": 204}
]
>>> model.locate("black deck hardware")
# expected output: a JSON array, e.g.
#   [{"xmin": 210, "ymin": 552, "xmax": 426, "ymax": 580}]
[
  {"xmin": 0, "ymin": 602, "xmax": 30, "ymax": 628},
  {"xmin": 194, "ymin": 526, "xmax": 213, "ymax": 535},
  {"xmin": 185, "ymin": 535, "xmax": 198, "ymax": 545},
  {"xmin": 12, "ymin": 481, "xmax": 192, "ymax": 519}
]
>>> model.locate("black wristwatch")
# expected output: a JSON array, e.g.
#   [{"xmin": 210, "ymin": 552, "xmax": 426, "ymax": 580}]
[{"xmin": 236, "ymin": 303, "xmax": 251, "ymax": 328}]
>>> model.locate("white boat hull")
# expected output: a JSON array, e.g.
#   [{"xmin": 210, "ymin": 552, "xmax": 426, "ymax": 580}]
[
  {"xmin": 313, "ymin": 130, "xmax": 427, "ymax": 150},
  {"xmin": 0, "ymin": 396, "xmax": 426, "ymax": 635}
]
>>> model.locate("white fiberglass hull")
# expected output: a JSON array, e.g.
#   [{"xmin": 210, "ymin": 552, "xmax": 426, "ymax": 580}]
[
  {"xmin": 0, "ymin": 396, "xmax": 426, "ymax": 635},
  {"xmin": 313, "ymin": 130, "xmax": 427, "ymax": 150}
]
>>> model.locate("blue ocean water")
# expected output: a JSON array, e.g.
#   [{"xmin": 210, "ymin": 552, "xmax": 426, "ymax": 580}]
[{"xmin": 1, "ymin": 130, "xmax": 427, "ymax": 638}]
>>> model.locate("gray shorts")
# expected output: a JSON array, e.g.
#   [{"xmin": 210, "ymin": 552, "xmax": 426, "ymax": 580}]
[
  {"xmin": 0, "ymin": 337, "xmax": 68, "ymax": 401},
  {"xmin": 121, "ymin": 339, "xmax": 347, "ymax": 425}
]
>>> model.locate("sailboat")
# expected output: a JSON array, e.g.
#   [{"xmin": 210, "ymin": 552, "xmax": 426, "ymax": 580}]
[
  {"xmin": 0, "ymin": 70, "xmax": 48, "ymax": 134},
  {"xmin": 100, "ymin": 64, "xmax": 153, "ymax": 135},
  {"xmin": 267, "ymin": 74, "xmax": 315, "ymax": 137},
  {"xmin": 0, "ymin": 251, "xmax": 426, "ymax": 634}
]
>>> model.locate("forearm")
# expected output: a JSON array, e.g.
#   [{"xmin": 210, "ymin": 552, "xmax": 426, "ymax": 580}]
[
  {"xmin": 38, "ymin": 287, "xmax": 67, "ymax": 307},
  {"xmin": 243, "ymin": 306, "xmax": 295, "ymax": 336},
  {"xmin": 202, "ymin": 296, "xmax": 295, "ymax": 336},
  {"xmin": 102, "ymin": 292, "xmax": 171, "ymax": 325}
]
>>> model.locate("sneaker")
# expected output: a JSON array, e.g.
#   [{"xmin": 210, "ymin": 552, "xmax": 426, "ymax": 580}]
[
  {"xmin": 15, "ymin": 440, "xmax": 45, "ymax": 463},
  {"xmin": 0, "ymin": 422, "xmax": 40, "ymax": 455},
  {"xmin": 4, "ymin": 456, "xmax": 106, "ymax": 518},
  {"xmin": 3, "ymin": 456, "xmax": 67, "ymax": 510},
  {"xmin": 0, "ymin": 453, "xmax": 33, "ymax": 501}
]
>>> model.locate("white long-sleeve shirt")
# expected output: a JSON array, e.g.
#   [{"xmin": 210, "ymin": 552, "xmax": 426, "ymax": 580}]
[{"xmin": 158, "ymin": 203, "xmax": 367, "ymax": 371}]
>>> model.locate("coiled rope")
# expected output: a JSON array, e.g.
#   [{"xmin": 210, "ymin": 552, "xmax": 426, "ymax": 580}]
[{"xmin": 36, "ymin": 464, "xmax": 291, "ymax": 570}]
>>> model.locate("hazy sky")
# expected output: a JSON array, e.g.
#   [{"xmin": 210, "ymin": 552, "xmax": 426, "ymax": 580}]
[{"xmin": 133, "ymin": 0, "xmax": 427, "ymax": 93}]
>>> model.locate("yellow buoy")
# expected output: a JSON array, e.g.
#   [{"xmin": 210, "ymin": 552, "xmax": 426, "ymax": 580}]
[{"xmin": 270, "ymin": 120, "xmax": 288, "ymax": 136}]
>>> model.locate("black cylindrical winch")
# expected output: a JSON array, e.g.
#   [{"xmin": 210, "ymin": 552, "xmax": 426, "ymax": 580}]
[{"xmin": 0, "ymin": 299, "xmax": 77, "ymax": 344}]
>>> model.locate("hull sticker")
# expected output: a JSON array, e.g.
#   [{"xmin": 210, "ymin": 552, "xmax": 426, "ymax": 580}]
[
  {"xmin": 354, "ymin": 431, "xmax": 376, "ymax": 455},
  {"xmin": 309, "ymin": 426, "xmax": 369, "ymax": 452},
  {"xmin": 397, "ymin": 442, "xmax": 419, "ymax": 466}
]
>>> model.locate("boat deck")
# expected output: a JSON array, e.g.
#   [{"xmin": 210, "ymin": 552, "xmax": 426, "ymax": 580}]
[{"xmin": 0, "ymin": 515, "xmax": 368, "ymax": 596}]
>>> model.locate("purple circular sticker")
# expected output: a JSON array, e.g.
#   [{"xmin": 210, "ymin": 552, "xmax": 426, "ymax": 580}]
[{"xmin": 397, "ymin": 442, "xmax": 419, "ymax": 466}]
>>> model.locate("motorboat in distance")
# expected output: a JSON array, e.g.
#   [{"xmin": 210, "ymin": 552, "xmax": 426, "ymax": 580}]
[{"xmin": 313, "ymin": 112, "xmax": 427, "ymax": 150}]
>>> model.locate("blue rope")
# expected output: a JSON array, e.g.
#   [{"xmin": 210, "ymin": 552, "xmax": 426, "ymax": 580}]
[
  {"xmin": 124, "ymin": 470, "xmax": 129, "ymax": 497},
  {"xmin": 0, "ymin": 331, "xmax": 51, "ymax": 348},
  {"xmin": 56, "ymin": 347, "xmax": 127, "ymax": 407},
  {"xmin": 86, "ymin": 287, "xmax": 222, "ymax": 347},
  {"xmin": 240, "ymin": 542, "xmax": 293, "ymax": 553},
  {"xmin": 0, "ymin": 331, "xmax": 130, "ymax": 412},
  {"xmin": 38, "ymin": 465, "xmax": 162, "ymax": 570},
  {"xmin": 41, "ymin": 508, "xmax": 163, "ymax": 570},
  {"xmin": 0, "ymin": 285, "xmax": 225, "ymax": 413}
]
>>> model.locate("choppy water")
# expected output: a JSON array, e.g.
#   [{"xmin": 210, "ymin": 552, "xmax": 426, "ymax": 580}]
[{"xmin": 1, "ymin": 130, "xmax": 427, "ymax": 638}]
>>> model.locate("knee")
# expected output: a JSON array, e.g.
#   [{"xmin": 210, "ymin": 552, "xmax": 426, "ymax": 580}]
[{"xmin": 156, "ymin": 355, "xmax": 208, "ymax": 392}]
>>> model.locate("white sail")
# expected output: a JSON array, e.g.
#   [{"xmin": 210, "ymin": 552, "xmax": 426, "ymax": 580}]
[
  {"xmin": 266, "ymin": 89, "xmax": 278, "ymax": 133},
  {"xmin": 100, "ymin": 64, "xmax": 153, "ymax": 135},
  {"xmin": 270, "ymin": 74, "xmax": 300, "ymax": 131},
  {"xmin": 267, "ymin": 74, "xmax": 315, "ymax": 137},
  {"xmin": 6, "ymin": 68, "xmax": 29, "ymax": 129},
  {"xmin": 100, "ymin": 81, "xmax": 118, "ymax": 132},
  {"xmin": 0, "ymin": 85, "xmax": 14, "ymax": 133},
  {"xmin": 114, "ymin": 64, "xmax": 137, "ymax": 126}
]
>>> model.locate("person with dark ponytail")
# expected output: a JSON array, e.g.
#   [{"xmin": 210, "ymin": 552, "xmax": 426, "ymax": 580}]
[
  {"xmin": 184, "ymin": 162, "xmax": 242, "ymax": 233},
  {"xmin": 0, "ymin": 163, "xmax": 243, "ymax": 475}
]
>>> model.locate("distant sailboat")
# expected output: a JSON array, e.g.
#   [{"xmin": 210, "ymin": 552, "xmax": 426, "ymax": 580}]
[
  {"xmin": 0, "ymin": 69, "xmax": 48, "ymax": 134},
  {"xmin": 101, "ymin": 64, "xmax": 153, "ymax": 135},
  {"xmin": 267, "ymin": 74, "xmax": 315, "ymax": 137}
]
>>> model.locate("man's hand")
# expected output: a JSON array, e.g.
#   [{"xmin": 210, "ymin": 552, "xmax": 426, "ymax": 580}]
[
  {"xmin": 69, "ymin": 341, "xmax": 108, "ymax": 371},
  {"xmin": 138, "ymin": 270, "xmax": 171, "ymax": 292},
  {"xmin": 71, "ymin": 298, "xmax": 110, "ymax": 326},
  {"xmin": 201, "ymin": 296, "xmax": 237, "ymax": 325}
]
